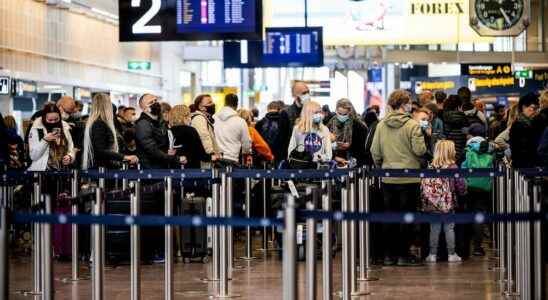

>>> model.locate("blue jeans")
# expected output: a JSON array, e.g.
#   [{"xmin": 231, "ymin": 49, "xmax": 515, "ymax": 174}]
[{"xmin": 429, "ymin": 222, "xmax": 456, "ymax": 255}]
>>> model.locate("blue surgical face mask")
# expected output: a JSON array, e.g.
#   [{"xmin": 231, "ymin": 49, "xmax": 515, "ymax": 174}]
[
  {"xmin": 419, "ymin": 120, "xmax": 430, "ymax": 129},
  {"xmin": 337, "ymin": 114, "xmax": 349, "ymax": 123},
  {"xmin": 312, "ymin": 113, "xmax": 323, "ymax": 124}
]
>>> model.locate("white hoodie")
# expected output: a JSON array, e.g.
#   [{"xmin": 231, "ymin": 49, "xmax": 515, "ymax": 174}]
[{"xmin": 213, "ymin": 106, "xmax": 252, "ymax": 163}]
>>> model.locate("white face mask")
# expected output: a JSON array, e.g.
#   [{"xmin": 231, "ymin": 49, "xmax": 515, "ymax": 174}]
[
  {"xmin": 299, "ymin": 93, "xmax": 311, "ymax": 104},
  {"xmin": 61, "ymin": 111, "xmax": 70, "ymax": 121},
  {"xmin": 419, "ymin": 120, "xmax": 430, "ymax": 129}
]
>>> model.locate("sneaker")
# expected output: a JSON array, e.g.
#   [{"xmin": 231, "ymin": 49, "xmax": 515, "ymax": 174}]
[
  {"xmin": 152, "ymin": 255, "xmax": 165, "ymax": 264},
  {"xmin": 448, "ymin": 254, "xmax": 462, "ymax": 262},
  {"xmin": 425, "ymin": 254, "xmax": 437, "ymax": 263},
  {"xmin": 473, "ymin": 248, "xmax": 485, "ymax": 257}
]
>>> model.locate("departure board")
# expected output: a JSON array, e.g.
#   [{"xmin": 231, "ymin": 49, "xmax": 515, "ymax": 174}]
[
  {"xmin": 223, "ymin": 27, "xmax": 324, "ymax": 68},
  {"xmin": 119, "ymin": 0, "xmax": 262, "ymax": 42}
]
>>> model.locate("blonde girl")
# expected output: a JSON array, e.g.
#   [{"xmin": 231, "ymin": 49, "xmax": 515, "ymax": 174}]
[{"xmin": 422, "ymin": 140, "xmax": 466, "ymax": 263}]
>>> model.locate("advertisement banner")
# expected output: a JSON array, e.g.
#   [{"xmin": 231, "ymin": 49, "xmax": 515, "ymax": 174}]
[{"xmin": 266, "ymin": 0, "xmax": 492, "ymax": 45}]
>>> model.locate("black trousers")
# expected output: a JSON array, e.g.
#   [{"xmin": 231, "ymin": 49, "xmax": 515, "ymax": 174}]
[{"xmin": 381, "ymin": 182, "xmax": 420, "ymax": 258}]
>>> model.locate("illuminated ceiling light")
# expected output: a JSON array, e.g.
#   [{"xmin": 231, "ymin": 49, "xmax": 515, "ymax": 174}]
[{"xmin": 43, "ymin": 85, "xmax": 62, "ymax": 89}]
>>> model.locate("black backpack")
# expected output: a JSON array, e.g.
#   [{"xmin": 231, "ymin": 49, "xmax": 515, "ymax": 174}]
[
  {"xmin": 258, "ymin": 117, "xmax": 280, "ymax": 147},
  {"xmin": 466, "ymin": 110, "xmax": 484, "ymax": 127}
]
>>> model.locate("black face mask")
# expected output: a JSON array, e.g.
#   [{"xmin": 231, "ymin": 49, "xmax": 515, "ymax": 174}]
[
  {"xmin": 205, "ymin": 104, "xmax": 216, "ymax": 116},
  {"xmin": 43, "ymin": 121, "xmax": 60, "ymax": 132},
  {"xmin": 150, "ymin": 102, "xmax": 162, "ymax": 116}
]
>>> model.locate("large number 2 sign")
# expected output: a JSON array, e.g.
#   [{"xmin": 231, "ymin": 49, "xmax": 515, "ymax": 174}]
[{"xmin": 131, "ymin": 0, "xmax": 162, "ymax": 34}]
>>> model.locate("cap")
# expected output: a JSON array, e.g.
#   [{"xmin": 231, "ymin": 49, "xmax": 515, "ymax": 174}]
[{"xmin": 464, "ymin": 123, "xmax": 486, "ymax": 137}]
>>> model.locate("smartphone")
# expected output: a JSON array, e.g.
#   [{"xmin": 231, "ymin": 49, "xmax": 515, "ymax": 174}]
[{"xmin": 52, "ymin": 128, "xmax": 61, "ymax": 135}]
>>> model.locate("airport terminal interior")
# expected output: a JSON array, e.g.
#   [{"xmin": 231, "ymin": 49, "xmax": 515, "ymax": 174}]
[{"xmin": 1, "ymin": 0, "xmax": 548, "ymax": 299}]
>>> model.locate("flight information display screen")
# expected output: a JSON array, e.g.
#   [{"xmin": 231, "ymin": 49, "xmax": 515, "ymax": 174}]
[
  {"xmin": 223, "ymin": 27, "xmax": 324, "ymax": 68},
  {"xmin": 119, "ymin": 0, "xmax": 262, "ymax": 42}
]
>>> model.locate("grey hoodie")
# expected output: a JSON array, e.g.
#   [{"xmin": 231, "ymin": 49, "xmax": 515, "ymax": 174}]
[{"xmin": 213, "ymin": 106, "xmax": 251, "ymax": 163}]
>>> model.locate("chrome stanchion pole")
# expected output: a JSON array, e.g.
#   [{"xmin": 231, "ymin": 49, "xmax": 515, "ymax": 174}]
[
  {"xmin": 516, "ymin": 173, "xmax": 524, "ymax": 298},
  {"xmin": 33, "ymin": 173, "xmax": 42, "ymax": 296},
  {"xmin": 305, "ymin": 187, "xmax": 317, "ymax": 300},
  {"xmin": 283, "ymin": 195, "xmax": 297, "ymax": 300},
  {"xmin": 122, "ymin": 162, "xmax": 129, "ymax": 191},
  {"xmin": 131, "ymin": 180, "xmax": 141, "ymax": 300},
  {"xmin": 358, "ymin": 169, "xmax": 379, "ymax": 282},
  {"xmin": 322, "ymin": 180, "xmax": 333, "ymax": 300},
  {"xmin": 92, "ymin": 185, "xmax": 104, "ymax": 300},
  {"xmin": 260, "ymin": 164, "xmax": 269, "ymax": 253},
  {"xmin": 0, "ymin": 192, "xmax": 10, "ymax": 300},
  {"xmin": 240, "ymin": 177, "xmax": 255, "ymax": 260},
  {"xmin": 41, "ymin": 194, "xmax": 53, "ymax": 300},
  {"xmin": 164, "ymin": 177, "xmax": 174, "ymax": 300},
  {"xmin": 524, "ymin": 178, "xmax": 531, "ymax": 300},
  {"xmin": 203, "ymin": 169, "xmax": 220, "ymax": 282},
  {"xmin": 496, "ymin": 164, "xmax": 506, "ymax": 283},
  {"xmin": 338, "ymin": 187, "xmax": 351, "ymax": 300},
  {"xmin": 63, "ymin": 169, "xmax": 87, "ymax": 283},
  {"xmin": 533, "ymin": 180, "xmax": 542, "ymax": 300},
  {"xmin": 504, "ymin": 169, "xmax": 518, "ymax": 297},
  {"xmin": 226, "ymin": 166, "xmax": 235, "ymax": 275}
]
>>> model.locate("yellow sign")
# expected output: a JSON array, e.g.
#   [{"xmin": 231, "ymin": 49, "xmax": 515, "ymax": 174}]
[
  {"xmin": 473, "ymin": 77, "xmax": 515, "ymax": 88},
  {"xmin": 420, "ymin": 81, "xmax": 456, "ymax": 90},
  {"xmin": 266, "ymin": 0, "xmax": 492, "ymax": 45},
  {"xmin": 467, "ymin": 65, "xmax": 512, "ymax": 76}
]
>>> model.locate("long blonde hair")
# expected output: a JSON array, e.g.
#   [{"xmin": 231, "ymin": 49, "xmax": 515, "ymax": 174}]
[
  {"xmin": 238, "ymin": 109, "xmax": 253, "ymax": 126},
  {"xmin": 168, "ymin": 105, "xmax": 191, "ymax": 127},
  {"xmin": 82, "ymin": 93, "xmax": 119, "ymax": 169},
  {"xmin": 432, "ymin": 140, "xmax": 456, "ymax": 168},
  {"xmin": 296, "ymin": 101, "xmax": 322, "ymax": 133},
  {"xmin": 506, "ymin": 103, "xmax": 519, "ymax": 128}
]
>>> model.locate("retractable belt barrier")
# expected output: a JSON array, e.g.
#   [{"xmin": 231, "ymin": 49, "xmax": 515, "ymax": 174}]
[{"xmin": 0, "ymin": 166, "xmax": 545, "ymax": 300}]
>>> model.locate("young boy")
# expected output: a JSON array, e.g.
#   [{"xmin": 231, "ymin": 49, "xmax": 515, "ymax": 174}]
[{"xmin": 461, "ymin": 123, "xmax": 494, "ymax": 256}]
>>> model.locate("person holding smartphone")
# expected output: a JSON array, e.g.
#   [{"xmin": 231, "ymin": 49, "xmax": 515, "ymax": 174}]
[{"xmin": 28, "ymin": 103, "xmax": 75, "ymax": 171}]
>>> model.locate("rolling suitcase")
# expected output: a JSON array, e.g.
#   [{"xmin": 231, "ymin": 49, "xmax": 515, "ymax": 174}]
[{"xmin": 181, "ymin": 196, "xmax": 209, "ymax": 263}]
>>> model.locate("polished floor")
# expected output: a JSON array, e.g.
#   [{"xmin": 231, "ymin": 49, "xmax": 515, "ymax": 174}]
[{"xmin": 9, "ymin": 245, "xmax": 504, "ymax": 299}]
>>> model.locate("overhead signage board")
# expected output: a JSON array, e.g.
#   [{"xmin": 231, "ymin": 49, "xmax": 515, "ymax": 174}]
[
  {"xmin": 128, "ymin": 61, "xmax": 152, "ymax": 70},
  {"xmin": 264, "ymin": 0, "xmax": 492, "ymax": 45},
  {"xmin": 119, "ymin": 0, "xmax": 263, "ymax": 41},
  {"xmin": 223, "ymin": 27, "xmax": 324, "ymax": 68},
  {"xmin": 0, "ymin": 77, "xmax": 10, "ymax": 95},
  {"xmin": 461, "ymin": 63, "xmax": 512, "ymax": 76},
  {"xmin": 515, "ymin": 70, "xmax": 533, "ymax": 79}
]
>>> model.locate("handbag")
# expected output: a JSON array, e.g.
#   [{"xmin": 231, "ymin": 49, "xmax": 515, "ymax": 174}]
[{"xmin": 287, "ymin": 145, "xmax": 315, "ymax": 169}]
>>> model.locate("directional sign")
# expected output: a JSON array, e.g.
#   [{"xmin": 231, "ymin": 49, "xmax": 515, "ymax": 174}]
[
  {"xmin": 515, "ymin": 70, "xmax": 533, "ymax": 79},
  {"xmin": 128, "ymin": 61, "xmax": 151, "ymax": 71},
  {"xmin": 0, "ymin": 77, "xmax": 9, "ymax": 95}
]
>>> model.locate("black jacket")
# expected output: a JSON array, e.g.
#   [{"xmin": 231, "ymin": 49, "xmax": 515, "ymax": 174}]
[
  {"xmin": 443, "ymin": 111, "xmax": 469, "ymax": 164},
  {"xmin": 284, "ymin": 102, "xmax": 302, "ymax": 130},
  {"xmin": 256, "ymin": 111, "xmax": 291, "ymax": 166},
  {"xmin": 349, "ymin": 120, "xmax": 368, "ymax": 167},
  {"xmin": 170, "ymin": 125, "xmax": 210, "ymax": 169},
  {"xmin": 532, "ymin": 108, "xmax": 548, "ymax": 144},
  {"xmin": 90, "ymin": 120, "xmax": 125, "ymax": 169},
  {"xmin": 364, "ymin": 120, "xmax": 378, "ymax": 167},
  {"xmin": 135, "ymin": 113, "xmax": 178, "ymax": 169},
  {"xmin": 510, "ymin": 115, "xmax": 538, "ymax": 168}
]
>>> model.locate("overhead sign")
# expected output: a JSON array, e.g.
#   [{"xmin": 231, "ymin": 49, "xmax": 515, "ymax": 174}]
[
  {"xmin": 265, "ymin": 0, "xmax": 492, "ymax": 45},
  {"xmin": 128, "ymin": 61, "xmax": 152, "ymax": 70},
  {"xmin": 119, "ymin": 0, "xmax": 263, "ymax": 42},
  {"xmin": 413, "ymin": 77, "xmax": 460, "ymax": 94},
  {"xmin": 224, "ymin": 27, "xmax": 324, "ymax": 68},
  {"xmin": 0, "ymin": 77, "xmax": 9, "ymax": 95},
  {"xmin": 515, "ymin": 70, "xmax": 533, "ymax": 79},
  {"xmin": 461, "ymin": 63, "xmax": 512, "ymax": 76}
]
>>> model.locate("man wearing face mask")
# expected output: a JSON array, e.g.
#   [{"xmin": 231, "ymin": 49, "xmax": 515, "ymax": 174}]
[
  {"xmin": 284, "ymin": 81, "xmax": 311, "ymax": 130},
  {"xmin": 135, "ymin": 94, "xmax": 186, "ymax": 169}
]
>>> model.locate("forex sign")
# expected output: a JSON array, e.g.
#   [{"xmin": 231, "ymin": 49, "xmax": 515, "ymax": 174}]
[{"xmin": 461, "ymin": 63, "xmax": 512, "ymax": 76}]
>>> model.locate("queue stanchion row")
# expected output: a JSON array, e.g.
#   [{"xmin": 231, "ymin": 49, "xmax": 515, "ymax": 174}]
[
  {"xmin": 282, "ymin": 194, "xmax": 297, "ymax": 300},
  {"xmin": 532, "ymin": 179, "xmax": 542, "ymax": 300},
  {"xmin": 358, "ymin": 168, "xmax": 378, "ymax": 282},
  {"xmin": 0, "ymin": 177, "xmax": 10, "ymax": 300},
  {"xmin": 92, "ymin": 182, "xmax": 105, "ymax": 300},
  {"xmin": 321, "ymin": 179, "xmax": 333, "ymax": 300},
  {"xmin": 496, "ymin": 163, "xmax": 506, "ymax": 283},
  {"xmin": 504, "ymin": 169, "xmax": 518, "ymax": 298},
  {"xmin": 516, "ymin": 172, "xmax": 523, "ymax": 299},
  {"xmin": 348, "ymin": 171, "xmax": 369, "ymax": 297},
  {"xmin": 203, "ymin": 168, "xmax": 220, "ymax": 282},
  {"xmin": 305, "ymin": 187, "xmax": 317, "ymax": 300},
  {"xmin": 339, "ymin": 187, "xmax": 351, "ymax": 300},
  {"xmin": 130, "ymin": 179, "xmax": 141, "ymax": 300},
  {"xmin": 164, "ymin": 176, "xmax": 174, "ymax": 300}
]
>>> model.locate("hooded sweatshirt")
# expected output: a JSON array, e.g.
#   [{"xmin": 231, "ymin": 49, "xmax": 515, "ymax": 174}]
[
  {"xmin": 443, "ymin": 110, "xmax": 469, "ymax": 164},
  {"xmin": 370, "ymin": 111, "xmax": 427, "ymax": 184},
  {"xmin": 213, "ymin": 106, "xmax": 252, "ymax": 163}
]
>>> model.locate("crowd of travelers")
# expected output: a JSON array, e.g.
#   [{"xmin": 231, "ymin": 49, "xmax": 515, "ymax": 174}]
[{"xmin": 1, "ymin": 82, "xmax": 547, "ymax": 266}]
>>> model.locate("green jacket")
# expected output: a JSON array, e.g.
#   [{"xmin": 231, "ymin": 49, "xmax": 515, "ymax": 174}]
[{"xmin": 371, "ymin": 111, "xmax": 427, "ymax": 184}]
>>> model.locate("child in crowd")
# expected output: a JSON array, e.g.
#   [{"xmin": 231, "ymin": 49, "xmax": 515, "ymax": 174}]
[
  {"xmin": 462, "ymin": 123, "xmax": 494, "ymax": 256},
  {"xmin": 422, "ymin": 140, "xmax": 467, "ymax": 263}
]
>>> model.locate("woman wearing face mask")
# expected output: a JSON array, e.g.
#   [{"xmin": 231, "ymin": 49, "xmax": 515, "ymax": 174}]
[
  {"xmin": 287, "ymin": 101, "xmax": 332, "ymax": 164},
  {"xmin": 190, "ymin": 94, "xmax": 219, "ymax": 168},
  {"xmin": 413, "ymin": 108, "xmax": 434, "ymax": 167},
  {"xmin": 168, "ymin": 105, "xmax": 217, "ymax": 169},
  {"xmin": 28, "ymin": 103, "xmax": 75, "ymax": 171},
  {"xmin": 82, "ymin": 93, "xmax": 138, "ymax": 170},
  {"xmin": 326, "ymin": 98, "xmax": 368, "ymax": 167}
]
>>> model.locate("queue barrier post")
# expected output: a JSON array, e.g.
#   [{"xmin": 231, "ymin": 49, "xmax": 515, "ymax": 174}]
[
  {"xmin": 164, "ymin": 177, "xmax": 174, "ymax": 300},
  {"xmin": 92, "ymin": 185, "xmax": 104, "ymax": 300},
  {"xmin": 358, "ymin": 169, "xmax": 379, "ymax": 282},
  {"xmin": 348, "ymin": 171, "xmax": 369, "ymax": 296},
  {"xmin": 496, "ymin": 164, "xmax": 506, "ymax": 283},
  {"xmin": 283, "ymin": 194, "xmax": 297, "ymax": 300},
  {"xmin": 203, "ymin": 168, "xmax": 220, "ymax": 282},
  {"xmin": 532, "ymin": 179, "xmax": 542, "ymax": 300},
  {"xmin": 131, "ymin": 180, "xmax": 141, "ymax": 300},
  {"xmin": 524, "ymin": 177, "xmax": 532, "ymax": 300},
  {"xmin": 41, "ymin": 194, "xmax": 53, "ymax": 300},
  {"xmin": 0, "ymin": 183, "xmax": 10, "ymax": 300},
  {"xmin": 321, "ymin": 180, "xmax": 333, "ymax": 300},
  {"xmin": 339, "ymin": 187, "xmax": 351, "ymax": 300},
  {"xmin": 305, "ymin": 187, "xmax": 317, "ymax": 300},
  {"xmin": 240, "ymin": 176, "xmax": 256, "ymax": 260}
]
